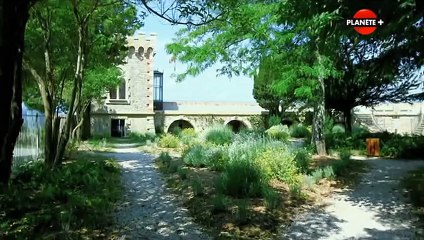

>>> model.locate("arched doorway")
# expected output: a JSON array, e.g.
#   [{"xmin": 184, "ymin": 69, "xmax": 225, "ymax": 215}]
[
  {"xmin": 167, "ymin": 119, "xmax": 194, "ymax": 134},
  {"xmin": 226, "ymin": 120, "xmax": 247, "ymax": 133}
]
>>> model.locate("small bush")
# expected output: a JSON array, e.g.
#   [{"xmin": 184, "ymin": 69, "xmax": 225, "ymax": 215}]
[
  {"xmin": 204, "ymin": 125, "xmax": 233, "ymax": 145},
  {"xmin": 177, "ymin": 167, "xmax": 189, "ymax": 180},
  {"xmin": 168, "ymin": 161, "xmax": 179, "ymax": 173},
  {"xmin": 178, "ymin": 128, "xmax": 197, "ymax": 145},
  {"xmin": 191, "ymin": 179, "xmax": 204, "ymax": 196},
  {"xmin": 265, "ymin": 125, "xmax": 289, "ymax": 142},
  {"xmin": 217, "ymin": 159, "xmax": 266, "ymax": 198},
  {"xmin": 236, "ymin": 200, "xmax": 249, "ymax": 224},
  {"xmin": 311, "ymin": 168, "xmax": 324, "ymax": 183},
  {"xmin": 289, "ymin": 183, "xmax": 302, "ymax": 198},
  {"xmin": 339, "ymin": 149, "xmax": 351, "ymax": 162},
  {"xmin": 302, "ymin": 175, "xmax": 316, "ymax": 189},
  {"xmin": 183, "ymin": 144, "xmax": 229, "ymax": 170},
  {"xmin": 294, "ymin": 149, "xmax": 311, "ymax": 174},
  {"xmin": 322, "ymin": 166, "xmax": 335, "ymax": 180},
  {"xmin": 158, "ymin": 134, "xmax": 180, "ymax": 148},
  {"xmin": 263, "ymin": 187, "xmax": 280, "ymax": 210},
  {"xmin": 268, "ymin": 115, "xmax": 281, "ymax": 127},
  {"xmin": 158, "ymin": 152, "xmax": 172, "ymax": 168},
  {"xmin": 290, "ymin": 124, "xmax": 311, "ymax": 138},
  {"xmin": 255, "ymin": 147, "xmax": 298, "ymax": 185},
  {"xmin": 212, "ymin": 194, "xmax": 229, "ymax": 213},
  {"xmin": 332, "ymin": 124, "xmax": 345, "ymax": 134}
]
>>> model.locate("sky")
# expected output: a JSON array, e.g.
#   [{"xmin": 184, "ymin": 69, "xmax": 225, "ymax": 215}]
[{"xmin": 139, "ymin": 15, "xmax": 256, "ymax": 103}]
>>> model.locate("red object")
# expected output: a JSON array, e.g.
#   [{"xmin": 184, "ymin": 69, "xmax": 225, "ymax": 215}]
[
  {"xmin": 353, "ymin": 9, "xmax": 377, "ymax": 35},
  {"xmin": 366, "ymin": 138, "xmax": 380, "ymax": 157}
]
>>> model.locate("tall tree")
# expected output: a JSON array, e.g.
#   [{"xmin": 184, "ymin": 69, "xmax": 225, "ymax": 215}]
[
  {"xmin": 24, "ymin": 0, "xmax": 141, "ymax": 166},
  {"xmin": 0, "ymin": 1, "xmax": 35, "ymax": 185}
]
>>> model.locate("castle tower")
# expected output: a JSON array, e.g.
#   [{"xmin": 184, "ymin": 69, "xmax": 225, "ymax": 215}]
[{"xmin": 91, "ymin": 33, "xmax": 157, "ymax": 137}]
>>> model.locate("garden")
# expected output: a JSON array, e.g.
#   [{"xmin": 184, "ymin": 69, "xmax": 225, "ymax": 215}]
[{"xmin": 149, "ymin": 121, "xmax": 368, "ymax": 239}]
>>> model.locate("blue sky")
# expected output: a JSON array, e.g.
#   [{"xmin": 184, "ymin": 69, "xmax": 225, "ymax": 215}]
[{"xmin": 140, "ymin": 15, "xmax": 256, "ymax": 102}]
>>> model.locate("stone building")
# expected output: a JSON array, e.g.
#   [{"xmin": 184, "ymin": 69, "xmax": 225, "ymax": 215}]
[{"xmin": 91, "ymin": 33, "xmax": 160, "ymax": 137}]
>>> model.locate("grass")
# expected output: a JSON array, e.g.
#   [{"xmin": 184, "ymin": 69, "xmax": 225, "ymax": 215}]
[{"xmin": 0, "ymin": 152, "xmax": 122, "ymax": 239}]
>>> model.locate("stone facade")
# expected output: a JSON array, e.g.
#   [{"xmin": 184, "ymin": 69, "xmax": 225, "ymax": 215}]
[{"xmin": 91, "ymin": 33, "xmax": 157, "ymax": 137}]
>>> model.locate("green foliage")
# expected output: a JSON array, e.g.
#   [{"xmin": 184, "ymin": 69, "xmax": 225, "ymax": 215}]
[
  {"xmin": 158, "ymin": 152, "xmax": 172, "ymax": 168},
  {"xmin": 191, "ymin": 179, "xmax": 204, "ymax": 197},
  {"xmin": 178, "ymin": 128, "xmax": 198, "ymax": 145},
  {"xmin": 332, "ymin": 149, "xmax": 352, "ymax": 176},
  {"xmin": 380, "ymin": 135, "xmax": 424, "ymax": 159},
  {"xmin": 255, "ymin": 147, "xmax": 299, "ymax": 185},
  {"xmin": 0, "ymin": 155, "xmax": 121, "ymax": 238},
  {"xmin": 212, "ymin": 194, "xmax": 229, "ymax": 213},
  {"xmin": 294, "ymin": 149, "xmax": 312, "ymax": 174},
  {"xmin": 310, "ymin": 168, "xmax": 324, "ymax": 183},
  {"xmin": 183, "ymin": 144, "xmax": 229, "ymax": 170},
  {"xmin": 265, "ymin": 124, "xmax": 290, "ymax": 141},
  {"xmin": 177, "ymin": 167, "xmax": 189, "ymax": 180},
  {"xmin": 332, "ymin": 124, "xmax": 345, "ymax": 134},
  {"xmin": 322, "ymin": 166, "xmax": 335, "ymax": 180},
  {"xmin": 158, "ymin": 134, "xmax": 180, "ymax": 148},
  {"xmin": 236, "ymin": 200, "xmax": 249, "ymax": 225},
  {"xmin": 290, "ymin": 123, "xmax": 311, "ymax": 138},
  {"xmin": 128, "ymin": 132, "xmax": 156, "ymax": 143},
  {"xmin": 216, "ymin": 159, "xmax": 266, "ymax": 198},
  {"xmin": 263, "ymin": 187, "xmax": 280, "ymax": 210},
  {"xmin": 267, "ymin": 115, "xmax": 281, "ymax": 127},
  {"xmin": 204, "ymin": 125, "xmax": 233, "ymax": 145}
]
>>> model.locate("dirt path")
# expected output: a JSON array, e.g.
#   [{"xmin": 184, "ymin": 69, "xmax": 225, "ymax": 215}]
[
  {"xmin": 104, "ymin": 144, "xmax": 210, "ymax": 240},
  {"xmin": 283, "ymin": 157, "xmax": 424, "ymax": 240}
]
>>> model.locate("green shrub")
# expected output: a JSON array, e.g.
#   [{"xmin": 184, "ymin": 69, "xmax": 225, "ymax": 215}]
[
  {"xmin": 265, "ymin": 124, "xmax": 289, "ymax": 142},
  {"xmin": 263, "ymin": 187, "xmax": 280, "ymax": 210},
  {"xmin": 128, "ymin": 132, "xmax": 156, "ymax": 143},
  {"xmin": 168, "ymin": 161, "xmax": 179, "ymax": 173},
  {"xmin": 332, "ymin": 149, "xmax": 352, "ymax": 176},
  {"xmin": 380, "ymin": 135, "xmax": 424, "ymax": 159},
  {"xmin": 0, "ymin": 156, "xmax": 121, "ymax": 238},
  {"xmin": 158, "ymin": 133, "xmax": 180, "ymax": 148},
  {"xmin": 268, "ymin": 115, "xmax": 281, "ymax": 127},
  {"xmin": 322, "ymin": 166, "xmax": 336, "ymax": 180},
  {"xmin": 212, "ymin": 194, "xmax": 229, "ymax": 213},
  {"xmin": 255, "ymin": 147, "xmax": 299, "ymax": 185},
  {"xmin": 177, "ymin": 167, "xmax": 189, "ymax": 180},
  {"xmin": 183, "ymin": 144, "xmax": 229, "ymax": 170},
  {"xmin": 302, "ymin": 175, "xmax": 316, "ymax": 189},
  {"xmin": 178, "ymin": 128, "xmax": 198, "ymax": 145},
  {"xmin": 332, "ymin": 124, "xmax": 345, "ymax": 134},
  {"xmin": 290, "ymin": 124, "xmax": 311, "ymax": 138},
  {"xmin": 310, "ymin": 168, "xmax": 324, "ymax": 183},
  {"xmin": 191, "ymin": 179, "xmax": 204, "ymax": 196},
  {"xmin": 217, "ymin": 159, "xmax": 266, "ymax": 198},
  {"xmin": 294, "ymin": 149, "xmax": 311, "ymax": 174},
  {"xmin": 236, "ymin": 200, "xmax": 249, "ymax": 224},
  {"xmin": 289, "ymin": 182, "xmax": 302, "ymax": 198},
  {"xmin": 158, "ymin": 152, "xmax": 172, "ymax": 168},
  {"xmin": 204, "ymin": 125, "xmax": 233, "ymax": 145},
  {"xmin": 339, "ymin": 149, "xmax": 351, "ymax": 162}
]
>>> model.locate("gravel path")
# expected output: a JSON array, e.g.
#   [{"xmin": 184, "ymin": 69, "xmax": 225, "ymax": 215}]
[
  {"xmin": 283, "ymin": 157, "xmax": 424, "ymax": 240},
  {"xmin": 104, "ymin": 145, "xmax": 210, "ymax": 240}
]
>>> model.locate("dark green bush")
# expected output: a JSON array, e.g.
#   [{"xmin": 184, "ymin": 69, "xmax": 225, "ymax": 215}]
[
  {"xmin": 290, "ymin": 124, "xmax": 311, "ymax": 138},
  {"xmin": 216, "ymin": 159, "xmax": 266, "ymax": 198},
  {"xmin": 159, "ymin": 152, "xmax": 172, "ymax": 168},
  {"xmin": 183, "ymin": 144, "xmax": 229, "ymax": 170},
  {"xmin": 204, "ymin": 125, "xmax": 233, "ymax": 145},
  {"xmin": 294, "ymin": 149, "xmax": 311, "ymax": 174},
  {"xmin": 0, "ymin": 156, "xmax": 121, "ymax": 239},
  {"xmin": 265, "ymin": 125, "xmax": 289, "ymax": 142}
]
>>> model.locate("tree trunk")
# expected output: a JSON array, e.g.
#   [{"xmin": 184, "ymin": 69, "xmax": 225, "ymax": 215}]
[
  {"xmin": 312, "ymin": 51, "xmax": 327, "ymax": 156},
  {"xmin": 344, "ymin": 108, "xmax": 353, "ymax": 134},
  {"xmin": 53, "ymin": 25, "xmax": 86, "ymax": 167},
  {"xmin": 0, "ymin": 1, "xmax": 31, "ymax": 185}
]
